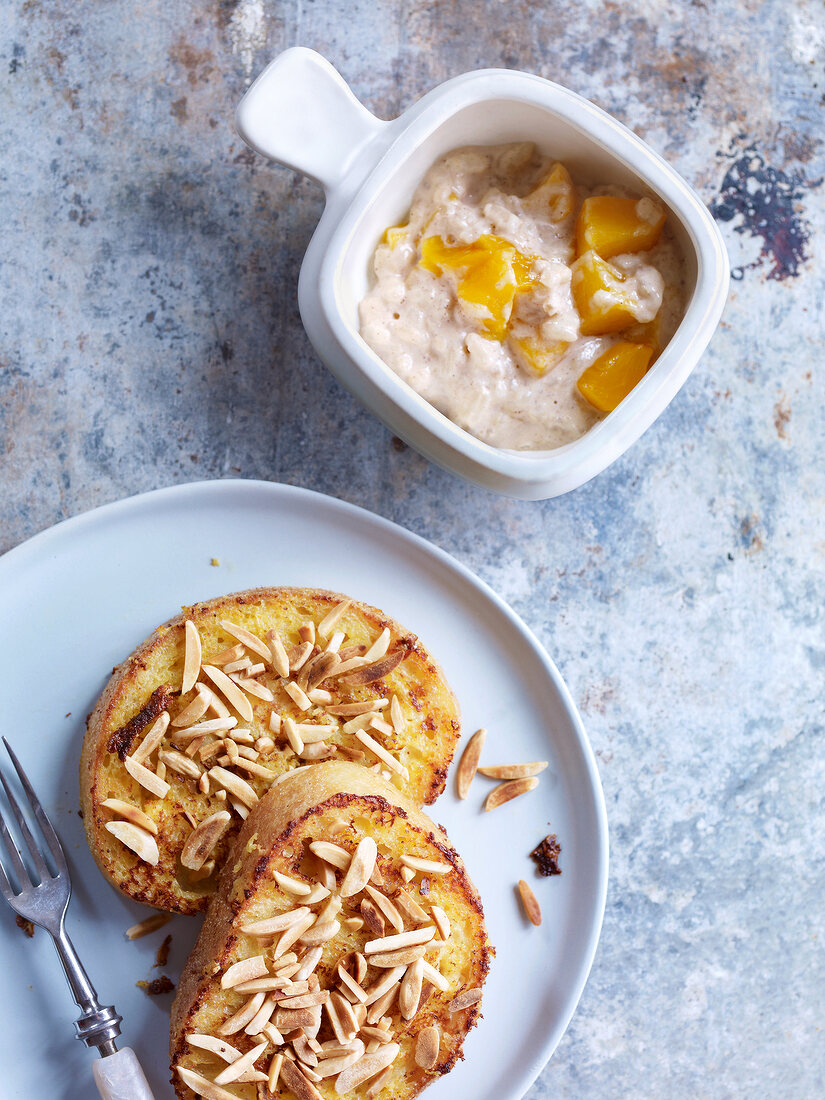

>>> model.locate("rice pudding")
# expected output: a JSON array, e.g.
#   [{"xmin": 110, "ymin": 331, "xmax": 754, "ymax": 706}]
[{"xmin": 359, "ymin": 143, "xmax": 685, "ymax": 451}]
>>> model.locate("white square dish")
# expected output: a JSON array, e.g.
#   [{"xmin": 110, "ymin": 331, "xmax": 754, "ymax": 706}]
[{"xmin": 237, "ymin": 48, "xmax": 729, "ymax": 499}]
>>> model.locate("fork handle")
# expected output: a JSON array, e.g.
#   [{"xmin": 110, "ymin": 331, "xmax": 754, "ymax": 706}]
[{"xmin": 92, "ymin": 1047, "xmax": 156, "ymax": 1100}]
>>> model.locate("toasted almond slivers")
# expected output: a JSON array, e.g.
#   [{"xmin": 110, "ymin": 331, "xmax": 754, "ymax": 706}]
[
  {"xmin": 355, "ymin": 730, "xmax": 408, "ymax": 779},
  {"xmin": 159, "ymin": 748, "xmax": 202, "ymax": 780},
  {"xmin": 278, "ymin": 990, "xmax": 330, "ymax": 1009},
  {"xmin": 280, "ymin": 1058, "xmax": 323, "ymax": 1100},
  {"xmin": 325, "ymin": 698, "xmax": 387, "ymax": 717},
  {"xmin": 101, "ymin": 798, "xmax": 157, "ymax": 836},
  {"xmin": 268, "ymin": 1052, "xmax": 284, "ymax": 1091},
  {"xmin": 337, "ymin": 965, "xmax": 369, "ymax": 1004},
  {"xmin": 171, "ymin": 686, "xmax": 211, "ymax": 728},
  {"xmin": 295, "ymin": 723, "xmax": 337, "ymax": 743},
  {"xmin": 334, "ymin": 1042, "xmax": 400, "ymax": 1095},
  {"xmin": 448, "ymin": 986, "xmax": 483, "ymax": 1013},
  {"xmin": 123, "ymin": 755, "xmax": 170, "ymax": 799},
  {"xmin": 208, "ymin": 766, "xmax": 259, "ymax": 808},
  {"xmin": 265, "ymin": 630, "xmax": 289, "ymax": 679},
  {"xmin": 283, "ymin": 716, "xmax": 304, "ymax": 754},
  {"xmin": 245, "ymin": 993, "xmax": 278, "ymax": 1036},
  {"xmin": 399, "ymin": 956, "xmax": 424, "ymax": 1020},
  {"xmin": 324, "ymin": 629, "xmax": 344, "ymax": 654},
  {"xmin": 314, "ymin": 1045, "xmax": 364, "ymax": 1078},
  {"xmin": 176, "ymin": 1066, "xmax": 240, "ymax": 1100},
  {"xmin": 232, "ymin": 757, "xmax": 277, "ymax": 780},
  {"xmin": 274, "ymin": 1006, "xmax": 317, "ymax": 1031},
  {"xmin": 186, "ymin": 1034, "xmax": 243, "ymax": 1062},
  {"xmin": 518, "ymin": 879, "xmax": 542, "ymax": 926},
  {"xmin": 232, "ymin": 676, "xmax": 274, "ymax": 702},
  {"xmin": 399, "ymin": 854, "xmax": 452, "ymax": 876},
  {"xmin": 221, "ymin": 955, "xmax": 269, "ymax": 989},
  {"xmin": 389, "ymin": 694, "xmax": 405, "ymax": 736},
  {"xmin": 105, "ymin": 820, "xmax": 158, "ymax": 865},
  {"xmin": 393, "ymin": 890, "xmax": 429, "ymax": 924},
  {"xmin": 366, "ymin": 1065, "xmax": 393, "ymax": 1098},
  {"xmin": 305, "ymin": 651, "xmax": 341, "ymax": 692},
  {"xmin": 430, "ymin": 905, "xmax": 451, "ymax": 941},
  {"xmin": 202, "ymin": 684, "xmax": 231, "ymax": 719},
  {"xmin": 340, "ymin": 836, "xmax": 378, "ymax": 898},
  {"xmin": 478, "ymin": 761, "xmax": 549, "ymax": 780},
  {"xmin": 484, "ymin": 776, "xmax": 540, "ymax": 811},
  {"xmin": 299, "ymin": 621, "xmax": 316, "ymax": 645},
  {"xmin": 367, "ymin": 944, "xmax": 427, "ymax": 969},
  {"xmin": 131, "ymin": 711, "xmax": 170, "ymax": 763},
  {"xmin": 283, "ymin": 680, "xmax": 312, "ymax": 712},
  {"xmin": 219, "ymin": 620, "xmax": 272, "ymax": 662},
  {"xmin": 317, "ymin": 599, "xmax": 350, "ymax": 639},
  {"xmin": 219, "ymin": 992, "xmax": 266, "ymax": 1036},
  {"xmin": 173, "ymin": 717, "xmax": 238, "ymax": 738},
  {"xmin": 455, "ymin": 727, "xmax": 486, "ymax": 800},
  {"xmin": 125, "ymin": 912, "xmax": 171, "ymax": 940},
  {"xmin": 274, "ymin": 871, "xmax": 312, "ymax": 897},
  {"xmin": 181, "ymin": 620, "xmax": 202, "ymax": 694},
  {"xmin": 363, "ymin": 884, "xmax": 404, "ymax": 932},
  {"xmin": 324, "ymin": 657, "xmax": 369, "ymax": 681},
  {"xmin": 241, "ymin": 907, "xmax": 311, "ymax": 937},
  {"xmin": 363, "ymin": 628, "xmax": 391, "ymax": 663},
  {"xmin": 415, "ymin": 1025, "xmax": 440, "ymax": 1070},
  {"xmin": 214, "ymin": 1039, "xmax": 268, "ymax": 1085},
  {"xmin": 300, "ymin": 919, "xmax": 340, "ymax": 946},
  {"xmin": 342, "ymin": 916, "xmax": 364, "ymax": 933},
  {"xmin": 308, "ymin": 688, "xmax": 333, "ymax": 705},
  {"xmin": 309, "ymin": 840, "xmax": 350, "ymax": 870},
  {"xmin": 212, "ymin": 643, "xmax": 245, "ymax": 666},
  {"xmin": 420, "ymin": 959, "xmax": 450, "ymax": 992},
  {"xmin": 201, "ymin": 664, "xmax": 255, "ymax": 722}
]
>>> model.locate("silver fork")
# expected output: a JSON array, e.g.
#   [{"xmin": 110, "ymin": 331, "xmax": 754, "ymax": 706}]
[{"xmin": 0, "ymin": 738, "xmax": 155, "ymax": 1100}]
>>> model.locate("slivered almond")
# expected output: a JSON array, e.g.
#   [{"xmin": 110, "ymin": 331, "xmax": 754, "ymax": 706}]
[
  {"xmin": 366, "ymin": 1065, "xmax": 393, "ymax": 1098},
  {"xmin": 268, "ymin": 1052, "xmax": 284, "ymax": 1091},
  {"xmin": 399, "ymin": 956, "xmax": 424, "ymax": 1019},
  {"xmin": 484, "ymin": 776, "xmax": 539, "ymax": 811},
  {"xmin": 478, "ymin": 761, "xmax": 549, "ymax": 780},
  {"xmin": 255, "ymin": 735, "xmax": 275, "ymax": 754},
  {"xmin": 274, "ymin": 1007, "xmax": 317, "ymax": 1031},
  {"xmin": 340, "ymin": 836, "xmax": 378, "ymax": 897},
  {"xmin": 241, "ymin": 907, "xmax": 311, "ymax": 936},
  {"xmin": 324, "ymin": 657, "xmax": 369, "ymax": 680},
  {"xmin": 131, "ymin": 711, "xmax": 170, "ymax": 763},
  {"xmin": 295, "ymin": 723, "xmax": 337, "ymax": 743},
  {"xmin": 317, "ymin": 893, "xmax": 343, "ymax": 925},
  {"xmin": 368, "ymin": 716, "xmax": 394, "ymax": 737},
  {"xmin": 518, "ymin": 879, "xmax": 542, "ymax": 926},
  {"xmin": 186, "ymin": 1034, "xmax": 242, "ymax": 1062},
  {"xmin": 229, "ymin": 728, "xmax": 256, "ymax": 745},
  {"xmin": 389, "ymin": 695, "xmax": 405, "ymax": 735},
  {"xmin": 293, "ymin": 946, "xmax": 324, "ymax": 982},
  {"xmin": 299, "ymin": 622, "xmax": 316, "ymax": 644},
  {"xmin": 283, "ymin": 680, "xmax": 312, "ymax": 712},
  {"xmin": 231, "ymin": 676, "xmax": 274, "ymax": 702},
  {"xmin": 181, "ymin": 620, "xmax": 202, "ymax": 694},
  {"xmin": 101, "ymin": 798, "xmax": 157, "ymax": 835},
  {"xmin": 399, "ymin": 855, "xmax": 452, "ymax": 875},
  {"xmin": 267, "ymin": 630, "xmax": 290, "ymax": 678},
  {"xmin": 306, "ymin": 652, "xmax": 341, "ymax": 692},
  {"xmin": 337, "ymin": 966, "xmax": 369, "ymax": 1004},
  {"xmin": 355, "ymin": 730, "xmax": 408, "ymax": 779},
  {"xmin": 274, "ymin": 871, "xmax": 312, "ymax": 896},
  {"xmin": 363, "ymin": 884, "xmax": 404, "ymax": 932},
  {"xmin": 340, "ymin": 649, "xmax": 406, "ymax": 687},
  {"xmin": 400, "ymin": 866, "xmax": 415, "ymax": 884},
  {"xmin": 176, "ymin": 1066, "xmax": 239, "ymax": 1100},
  {"xmin": 173, "ymin": 717, "xmax": 238, "ymax": 738},
  {"xmin": 304, "ymin": 883, "xmax": 331, "ymax": 904},
  {"xmin": 105, "ymin": 819, "xmax": 159, "ymax": 865},
  {"xmin": 233, "ymin": 977, "xmax": 292, "ymax": 994},
  {"xmin": 269, "ymin": 711, "xmax": 282, "ymax": 734},
  {"xmin": 208, "ymin": 766, "xmax": 259, "ymax": 808},
  {"xmin": 219, "ymin": 992, "xmax": 266, "ymax": 1035},
  {"xmin": 430, "ymin": 905, "xmax": 451, "ymax": 941},
  {"xmin": 325, "ymin": 698, "xmax": 387, "ymax": 717},
  {"xmin": 283, "ymin": 716, "xmax": 304, "ymax": 754},
  {"xmin": 360, "ymin": 899, "xmax": 385, "ymax": 936},
  {"xmin": 125, "ymin": 912, "xmax": 171, "ymax": 940},
  {"xmin": 393, "ymin": 890, "xmax": 429, "ymax": 924},
  {"xmin": 363, "ymin": 628, "xmax": 391, "ymax": 663},
  {"xmin": 229, "ymin": 798, "xmax": 249, "ymax": 819},
  {"xmin": 314, "ymin": 1045, "xmax": 364, "ymax": 1078},
  {"xmin": 280, "ymin": 1057, "xmax": 323, "ymax": 1100},
  {"xmin": 159, "ymin": 748, "xmax": 202, "ymax": 780},
  {"xmin": 308, "ymin": 688, "xmax": 333, "ymax": 705},
  {"xmin": 293, "ymin": 1033, "xmax": 319, "ymax": 1067},
  {"xmin": 343, "ymin": 916, "xmax": 365, "ymax": 934},
  {"xmin": 420, "ymin": 959, "xmax": 449, "ymax": 992},
  {"xmin": 289, "ymin": 641, "xmax": 314, "ymax": 673},
  {"xmin": 201, "ymin": 665, "xmax": 254, "ymax": 722},
  {"xmin": 171, "ymin": 686, "xmax": 211, "ymax": 728},
  {"xmin": 324, "ymin": 630, "xmax": 345, "ymax": 654},
  {"xmin": 415, "ymin": 1025, "xmax": 440, "ymax": 1070},
  {"xmin": 455, "ymin": 727, "xmax": 486, "ymax": 800},
  {"xmin": 274, "ymin": 912, "xmax": 317, "ymax": 957},
  {"xmin": 278, "ymin": 990, "xmax": 330, "ymax": 1009},
  {"xmin": 334, "ymin": 1043, "xmax": 400, "ymax": 1094},
  {"xmin": 214, "ymin": 1039, "xmax": 268, "ymax": 1085},
  {"xmin": 298, "ymin": 742, "xmax": 335, "ymax": 761},
  {"xmin": 368, "ymin": 944, "xmax": 427, "ymax": 968},
  {"xmin": 309, "ymin": 840, "xmax": 349, "ymax": 870},
  {"xmin": 363, "ymin": 964, "xmax": 405, "ymax": 1007},
  {"xmin": 317, "ymin": 600, "xmax": 350, "ymax": 638},
  {"xmin": 181, "ymin": 810, "xmax": 231, "ymax": 870},
  {"xmin": 365, "ymin": 927, "xmax": 435, "ymax": 957},
  {"xmin": 219, "ymin": 620, "xmax": 272, "ymax": 662},
  {"xmin": 123, "ymin": 755, "xmax": 170, "ymax": 799},
  {"xmin": 212, "ymin": 643, "xmax": 244, "ymax": 666},
  {"xmin": 232, "ymin": 758, "xmax": 277, "ymax": 780},
  {"xmin": 221, "ymin": 956, "xmax": 269, "ymax": 989},
  {"xmin": 300, "ymin": 920, "xmax": 340, "ymax": 946},
  {"xmin": 245, "ymin": 994, "xmax": 278, "ymax": 1036},
  {"xmin": 202, "ymin": 684, "xmax": 231, "ymax": 718},
  {"xmin": 448, "ymin": 987, "xmax": 483, "ymax": 1013}
]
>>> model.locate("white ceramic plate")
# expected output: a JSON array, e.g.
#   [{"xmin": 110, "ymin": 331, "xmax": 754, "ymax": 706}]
[{"xmin": 0, "ymin": 480, "xmax": 607, "ymax": 1099}]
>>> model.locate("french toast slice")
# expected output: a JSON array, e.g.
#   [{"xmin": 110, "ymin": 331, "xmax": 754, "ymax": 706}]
[
  {"xmin": 170, "ymin": 762, "xmax": 490, "ymax": 1100},
  {"xmin": 81, "ymin": 588, "xmax": 460, "ymax": 915}
]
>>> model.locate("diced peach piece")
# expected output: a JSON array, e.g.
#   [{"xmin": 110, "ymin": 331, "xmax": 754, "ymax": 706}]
[
  {"xmin": 577, "ymin": 341, "xmax": 654, "ymax": 412},
  {"xmin": 622, "ymin": 315, "xmax": 662, "ymax": 356},
  {"xmin": 570, "ymin": 250, "xmax": 644, "ymax": 335},
  {"xmin": 510, "ymin": 336, "xmax": 569, "ymax": 378},
  {"xmin": 420, "ymin": 234, "xmax": 535, "ymax": 340},
  {"xmin": 525, "ymin": 162, "xmax": 576, "ymax": 223},
  {"xmin": 381, "ymin": 224, "xmax": 408, "ymax": 249},
  {"xmin": 576, "ymin": 196, "xmax": 666, "ymax": 258}
]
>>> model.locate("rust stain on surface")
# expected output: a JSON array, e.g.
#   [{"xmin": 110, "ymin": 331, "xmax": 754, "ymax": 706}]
[{"xmin": 774, "ymin": 399, "xmax": 790, "ymax": 440}]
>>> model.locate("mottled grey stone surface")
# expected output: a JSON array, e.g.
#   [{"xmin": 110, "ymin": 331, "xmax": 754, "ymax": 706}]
[{"xmin": 1, "ymin": 1, "xmax": 824, "ymax": 1096}]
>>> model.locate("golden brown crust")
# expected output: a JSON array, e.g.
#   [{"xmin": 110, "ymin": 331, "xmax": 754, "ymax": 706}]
[
  {"xmin": 169, "ymin": 762, "xmax": 490, "ymax": 1100},
  {"xmin": 80, "ymin": 587, "xmax": 461, "ymax": 915}
]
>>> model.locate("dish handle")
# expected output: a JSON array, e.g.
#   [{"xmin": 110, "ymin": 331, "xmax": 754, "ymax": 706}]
[{"xmin": 236, "ymin": 47, "xmax": 387, "ymax": 192}]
